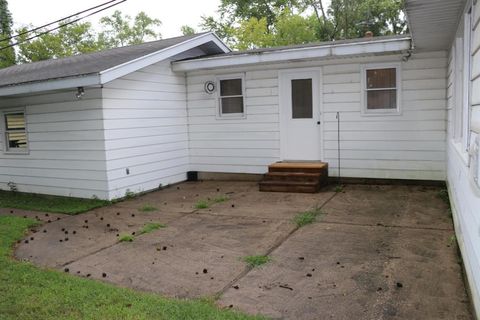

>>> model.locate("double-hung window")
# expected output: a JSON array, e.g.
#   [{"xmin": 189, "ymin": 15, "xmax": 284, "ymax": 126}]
[
  {"xmin": 4, "ymin": 110, "xmax": 28, "ymax": 153},
  {"xmin": 362, "ymin": 64, "xmax": 401, "ymax": 114},
  {"xmin": 217, "ymin": 75, "xmax": 245, "ymax": 118}
]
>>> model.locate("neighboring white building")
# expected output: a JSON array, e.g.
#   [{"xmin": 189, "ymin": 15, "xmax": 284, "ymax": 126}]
[{"xmin": 0, "ymin": 1, "xmax": 478, "ymax": 316}]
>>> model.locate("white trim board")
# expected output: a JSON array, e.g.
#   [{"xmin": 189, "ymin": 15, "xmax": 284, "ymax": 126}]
[{"xmin": 172, "ymin": 37, "xmax": 412, "ymax": 72}]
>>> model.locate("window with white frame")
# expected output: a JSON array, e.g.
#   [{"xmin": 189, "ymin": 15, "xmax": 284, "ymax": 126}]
[
  {"xmin": 217, "ymin": 75, "xmax": 245, "ymax": 118},
  {"xmin": 362, "ymin": 64, "xmax": 401, "ymax": 114},
  {"xmin": 3, "ymin": 110, "xmax": 28, "ymax": 153}
]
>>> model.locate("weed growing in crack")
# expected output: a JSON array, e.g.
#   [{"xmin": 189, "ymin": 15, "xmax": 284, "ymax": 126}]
[
  {"xmin": 118, "ymin": 234, "xmax": 134, "ymax": 242},
  {"xmin": 140, "ymin": 222, "xmax": 166, "ymax": 235},
  {"xmin": 243, "ymin": 255, "xmax": 271, "ymax": 268},
  {"xmin": 194, "ymin": 200, "xmax": 210, "ymax": 209},
  {"xmin": 138, "ymin": 204, "xmax": 158, "ymax": 212}
]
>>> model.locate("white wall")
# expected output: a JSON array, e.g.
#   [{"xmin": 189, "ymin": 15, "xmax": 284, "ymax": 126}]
[
  {"xmin": 102, "ymin": 59, "xmax": 189, "ymax": 199},
  {"xmin": 447, "ymin": 2, "xmax": 480, "ymax": 317},
  {"xmin": 0, "ymin": 89, "xmax": 110, "ymax": 199},
  {"xmin": 186, "ymin": 52, "xmax": 447, "ymax": 181}
]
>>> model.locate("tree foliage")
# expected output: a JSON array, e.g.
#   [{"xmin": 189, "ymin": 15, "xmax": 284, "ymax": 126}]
[
  {"xmin": 98, "ymin": 11, "xmax": 161, "ymax": 47},
  {"xmin": 15, "ymin": 11, "xmax": 162, "ymax": 64},
  {"xmin": 0, "ymin": 0, "xmax": 15, "ymax": 67},
  {"xmin": 16, "ymin": 21, "xmax": 98, "ymax": 63},
  {"xmin": 181, "ymin": 25, "xmax": 196, "ymax": 36},
  {"xmin": 202, "ymin": 0, "xmax": 407, "ymax": 49}
]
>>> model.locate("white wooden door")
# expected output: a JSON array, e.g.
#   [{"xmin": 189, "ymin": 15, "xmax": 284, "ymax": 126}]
[{"xmin": 280, "ymin": 69, "xmax": 322, "ymax": 160}]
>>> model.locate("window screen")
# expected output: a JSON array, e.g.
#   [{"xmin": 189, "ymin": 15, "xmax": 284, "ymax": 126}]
[
  {"xmin": 291, "ymin": 79, "xmax": 313, "ymax": 119},
  {"xmin": 219, "ymin": 78, "xmax": 244, "ymax": 115},
  {"xmin": 365, "ymin": 68, "xmax": 397, "ymax": 110},
  {"xmin": 5, "ymin": 112, "xmax": 27, "ymax": 151}
]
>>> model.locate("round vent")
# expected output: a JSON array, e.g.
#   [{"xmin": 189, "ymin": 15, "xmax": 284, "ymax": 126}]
[{"xmin": 204, "ymin": 81, "xmax": 216, "ymax": 94}]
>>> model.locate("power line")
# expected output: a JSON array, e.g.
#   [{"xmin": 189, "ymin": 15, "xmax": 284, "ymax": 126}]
[
  {"xmin": 0, "ymin": 0, "xmax": 122, "ymax": 43},
  {"xmin": 0, "ymin": 0, "xmax": 126, "ymax": 51}
]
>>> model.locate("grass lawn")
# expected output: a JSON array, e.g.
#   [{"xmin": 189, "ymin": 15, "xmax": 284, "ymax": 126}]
[
  {"xmin": 0, "ymin": 190, "xmax": 110, "ymax": 214},
  {"xmin": 0, "ymin": 216, "xmax": 264, "ymax": 320}
]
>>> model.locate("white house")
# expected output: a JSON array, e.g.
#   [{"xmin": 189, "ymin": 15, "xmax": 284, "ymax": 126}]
[{"xmin": 0, "ymin": 0, "xmax": 479, "ymax": 316}]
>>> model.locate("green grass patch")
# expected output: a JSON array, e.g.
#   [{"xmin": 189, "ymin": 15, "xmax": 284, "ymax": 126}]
[
  {"xmin": 138, "ymin": 204, "xmax": 158, "ymax": 212},
  {"xmin": 243, "ymin": 255, "xmax": 271, "ymax": 268},
  {"xmin": 0, "ymin": 190, "xmax": 110, "ymax": 214},
  {"xmin": 139, "ymin": 222, "xmax": 166, "ymax": 235},
  {"xmin": 118, "ymin": 234, "xmax": 134, "ymax": 242},
  {"xmin": 195, "ymin": 195, "xmax": 230, "ymax": 209},
  {"xmin": 213, "ymin": 195, "xmax": 229, "ymax": 203},
  {"xmin": 194, "ymin": 200, "xmax": 210, "ymax": 209},
  {"xmin": 293, "ymin": 211, "xmax": 317, "ymax": 227},
  {"xmin": 0, "ymin": 215, "xmax": 264, "ymax": 320},
  {"xmin": 334, "ymin": 185, "xmax": 344, "ymax": 193}
]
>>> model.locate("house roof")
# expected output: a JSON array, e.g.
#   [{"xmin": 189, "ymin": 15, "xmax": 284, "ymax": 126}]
[
  {"xmin": 172, "ymin": 34, "xmax": 412, "ymax": 72},
  {"xmin": 0, "ymin": 32, "xmax": 229, "ymax": 96},
  {"xmin": 405, "ymin": 0, "xmax": 467, "ymax": 51}
]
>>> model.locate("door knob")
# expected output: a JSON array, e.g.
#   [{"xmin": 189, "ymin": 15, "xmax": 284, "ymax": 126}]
[{"xmin": 317, "ymin": 121, "xmax": 321, "ymax": 125}]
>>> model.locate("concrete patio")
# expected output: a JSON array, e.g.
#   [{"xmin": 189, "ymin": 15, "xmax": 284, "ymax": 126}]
[{"xmin": 6, "ymin": 181, "xmax": 473, "ymax": 319}]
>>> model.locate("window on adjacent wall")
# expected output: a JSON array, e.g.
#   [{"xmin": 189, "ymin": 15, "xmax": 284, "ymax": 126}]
[
  {"xmin": 362, "ymin": 65, "xmax": 400, "ymax": 114},
  {"xmin": 4, "ymin": 111, "xmax": 28, "ymax": 153},
  {"xmin": 217, "ymin": 76, "xmax": 245, "ymax": 117}
]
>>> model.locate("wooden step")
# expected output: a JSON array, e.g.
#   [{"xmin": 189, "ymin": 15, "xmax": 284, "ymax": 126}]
[
  {"xmin": 263, "ymin": 172, "xmax": 323, "ymax": 183},
  {"xmin": 259, "ymin": 180, "xmax": 321, "ymax": 193},
  {"xmin": 268, "ymin": 162, "xmax": 328, "ymax": 174}
]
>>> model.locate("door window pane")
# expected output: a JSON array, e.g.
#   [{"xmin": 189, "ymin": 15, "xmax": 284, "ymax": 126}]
[{"xmin": 291, "ymin": 79, "xmax": 312, "ymax": 119}]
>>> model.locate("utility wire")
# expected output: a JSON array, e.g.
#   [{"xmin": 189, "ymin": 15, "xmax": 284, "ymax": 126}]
[
  {"xmin": 0, "ymin": 0, "xmax": 122, "ymax": 43},
  {"xmin": 0, "ymin": 0, "xmax": 126, "ymax": 51}
]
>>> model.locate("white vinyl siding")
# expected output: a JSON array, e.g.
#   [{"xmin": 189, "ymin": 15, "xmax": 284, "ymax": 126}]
[
  {"xmin": 186, "ymin": 53, "xmax": 447, "ymax": 180},
  {"xmin": 102, "ymin": 59, "xmax": 189, "ymax": 199},
  {"xmin": 447, "ymin": 2, "xmax": 480, "ymax": 318},
  {"xmin": 187, "ymin": 69, "xmax": 280, "ymax": 174},
  {"xmin": 0, "ymin": 89, "xmax": 109, "ymax": 199}
]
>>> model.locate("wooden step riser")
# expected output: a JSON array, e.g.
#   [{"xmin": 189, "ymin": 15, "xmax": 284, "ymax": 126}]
[
  {"xmin": 268, "ymin": 167, "xmax": 328, "ymax": 174},
  {"xmin": 263, "ymin": 175, "xmax": 322, "ymax": 183},
  {"xmin": 259, "ymin": 183, "xmax": 320, "ymax": 193}
]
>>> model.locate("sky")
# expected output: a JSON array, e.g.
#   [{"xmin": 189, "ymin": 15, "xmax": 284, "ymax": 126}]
[{"xmin": 9, "ymin": 0, "xmax": 222, "ymax": 38}]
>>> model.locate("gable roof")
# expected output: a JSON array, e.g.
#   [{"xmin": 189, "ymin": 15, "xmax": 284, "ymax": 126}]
[{"xmin": 0, "ymin": 32, "xmax": 230, "ymax": 96}]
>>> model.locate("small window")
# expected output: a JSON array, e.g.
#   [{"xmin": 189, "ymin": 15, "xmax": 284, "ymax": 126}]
[
  {"xmin": 217, "ymin": 76, "xmax": 245, "ymax": 117},
  {"xmin": 291, "ymin": 79, "xmax": 313, "ymax": 119},
  {"xmin": 362, "ymin": 65, "xmax": 400, "ymax": 114},
  {"xmin": 4, "ymin": 111, "xmax": 28, "ymax": 153}
]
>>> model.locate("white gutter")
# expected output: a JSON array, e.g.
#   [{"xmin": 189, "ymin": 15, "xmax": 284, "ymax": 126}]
[
  {"xmin": 0, "ymin": 74, "xmax": 100, "ymax": 97},
  {"xmin": 172, "ymin": 37, "xmax": 412, "ymax": 72}
]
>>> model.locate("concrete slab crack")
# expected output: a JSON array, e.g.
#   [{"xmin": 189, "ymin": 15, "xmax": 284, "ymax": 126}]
[{"xmin": 216, "ymin": 190, "xmax": 339, "ymax": 297}]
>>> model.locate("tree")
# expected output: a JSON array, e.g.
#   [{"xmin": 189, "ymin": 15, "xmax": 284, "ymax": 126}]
[
  {"xmin": 16, "ymin": 21, "xmax": 99, "ymax": 63},
  {"xmin": 218, "ymin": 0, "xmax": 297, "ymax": 29},
  {"xmin": 202, "ymin": 0, "xmax": 406, "ymax": 49},
  {"xmin": 16, "ymin": 11, "xmax": 163, "ymax": 63},
  {"xmin": 328, "ymin": 0, "xmax": 407, "ymax": 39},
  {"xmin": 0, "ymin": 0, "xmax": 15, "ymax": 68},
  {"xmin": 181, "ymin": 25, "xmax": 196, "ymax": 36},
  {"xmin": 98, "ymin": 11, "xmax": 162, "ymax": 48}
]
